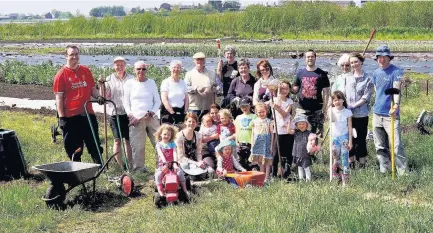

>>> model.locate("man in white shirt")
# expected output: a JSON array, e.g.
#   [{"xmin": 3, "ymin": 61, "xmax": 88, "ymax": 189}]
[
  {"xmin": 100, "ymin": 56, "xmax": 134, "ymax": 170},
  {"xmin": 123, "ymin": 60, "xmax": 161, "ymax": 172},
  {"xmin": 184, "ymin": 52, "xmax": 221, "ymax": 120}
]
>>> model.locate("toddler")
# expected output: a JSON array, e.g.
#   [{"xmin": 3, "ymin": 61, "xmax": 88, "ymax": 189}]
[
  {"xmin": 154, "ymin": 124, "xmax": 188, "ymax": 197},
  {"xmin": 215, "ymin": 140, "xmax": 246, "ymax": 177}
]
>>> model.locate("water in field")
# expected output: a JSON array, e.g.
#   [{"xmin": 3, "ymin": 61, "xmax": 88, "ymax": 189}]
[{"xmin": 0, "ymin": 54, "xmax": 432, "ymax": 76}]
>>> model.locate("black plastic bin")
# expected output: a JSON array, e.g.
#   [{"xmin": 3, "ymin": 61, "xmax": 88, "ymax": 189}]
[{"xmin": 0, "ymin": 129, "xmax": 28, "ymax": 180}]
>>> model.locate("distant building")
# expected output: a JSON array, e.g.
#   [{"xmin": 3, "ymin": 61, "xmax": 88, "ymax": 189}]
[
  {"xmin": 0, "ymin": 15, "xmax": 11, "ymax": 20},
  {"xmin": 8, "ymin": 13, "xmax": 18, "ymax": 19},
  {"xmin": 179, "ymin": 5, "xmax": 197, "ymax": 11},
  {"xmin": 209, "ymin": 0, "xmax": 223, "ymax": 10},
  {"xmin": 45, "ymin": 12, "xmax": 53, "ymax": 19}
]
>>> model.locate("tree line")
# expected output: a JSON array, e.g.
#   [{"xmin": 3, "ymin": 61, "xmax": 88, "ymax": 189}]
[{"xmin": 1, "ymin": 2, "xmax": 432, "ymax": 40}]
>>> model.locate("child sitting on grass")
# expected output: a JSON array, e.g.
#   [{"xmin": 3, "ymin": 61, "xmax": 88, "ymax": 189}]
[
  {"xmin": 154, "ymin": 124, "xmax": 189, "ymax": 197},
  {"xmin": 288, "ymin": 114, "xmax": 314, "ymax": 181},
  {"xmin": 215, "ymin": 140, "xmax": 246, "ymax": 177}
]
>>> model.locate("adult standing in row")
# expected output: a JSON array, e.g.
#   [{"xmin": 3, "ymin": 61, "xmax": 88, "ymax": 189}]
[
  {"xmin": 222, "ymin": 58, "xmax": 256, "ymax": 117},
  {"xmin": 345, "ymin": 53, "xmax": 373, "ymax": 169},
  {"xmin": 53, "ymin": 45, "xmax": 104, "ymax": 164},
  {"xmin": 371, "ymin": 45, "xmax": 407, "ymax": 175},
  {"xmin": 252, "ymin": 60, "xmax": 275, "ymax": 106},
  {"xmin": 217, "ymin": 46, "xmax": 239, "ymax": 97},
  {"xmin": 331, "ymin": 53, "xmax": 351, "ymax": 93},
  {"xmin": 292, "ymin": 50, "xmax": 330, "ymax": 137},
  {"xmin": 185, "ymin": 52, "xmax": 219, "ymax": 120},
  {"xmin": 100, "ymin": 56, "xmax": 134, "ymax": 169},
  {"xmin": 123, "ymin": 61, "xmax": 161, "ymax": 172},
  {"xmin": 160, "ymin": 60, "xmax": 189, "ymax": 125}
]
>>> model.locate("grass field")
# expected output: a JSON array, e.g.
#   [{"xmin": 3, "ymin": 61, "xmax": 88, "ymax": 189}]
[{"xmin": 1, "ymin": 73, "xmax": 432, "ymax": 232}]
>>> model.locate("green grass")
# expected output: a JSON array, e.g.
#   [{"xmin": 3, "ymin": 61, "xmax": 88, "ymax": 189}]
[{"xmin": 1, "ymin": 74, "xmax": 433, "ymax": 232}]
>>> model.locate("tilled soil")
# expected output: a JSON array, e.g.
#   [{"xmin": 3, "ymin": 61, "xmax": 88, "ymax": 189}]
[{"xmin": 0, "ymin": 82, "xmax": 54, "ymax": 100}]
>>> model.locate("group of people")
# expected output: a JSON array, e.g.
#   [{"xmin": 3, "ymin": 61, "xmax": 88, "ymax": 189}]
[{"xmin": 53, "ymin": 44, "xmax": 406, "ymax": 191}]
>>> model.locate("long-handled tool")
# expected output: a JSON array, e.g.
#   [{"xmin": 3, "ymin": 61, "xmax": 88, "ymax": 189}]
[
  {"xmin": 385, "ymin": 87, "xmax": 400, "ymax": 180},
  {"xmin": 214, "ymin": 39, "xmax": 222, "ymax": 104},
  {"xmin": 362, "ymin": 28, "xmax": 377, "ymax": 56},
  {"xmin": 267, "ymin": 79, "xmax": 284, "ymax": 176},
  {"xmin": 85, "ymin": 98, "xmax": 134, "ymax": 196},
  {"xmin": 99, "ymin": 75, "xmax": 109, "ymax": 168}
]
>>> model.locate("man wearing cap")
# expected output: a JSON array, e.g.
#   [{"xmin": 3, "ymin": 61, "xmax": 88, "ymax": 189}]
[
  {"xmin": 371, "ymin": 45, "xmax": 407, "ymax": 175},
  {"xmin": 123, "ymin": 60, "xmax": 161, "ymax": 172},
  {"xmin": 292, "ymin": 49, "xmax": 330, "ymax": 138},
  {"xmin": 217, "ymin": 46, "xmax": 240, "ymax": 96},
  {"xmin": 185, "ymin": 52, "xmax": 221, "ymax": 120},
  {"xmin": 53, "ymin": 45, "xmax": 104, "ymax": 164},
  {"xmin": 99, "ymin": 56, "xmax": 134, "ymax": 169}
]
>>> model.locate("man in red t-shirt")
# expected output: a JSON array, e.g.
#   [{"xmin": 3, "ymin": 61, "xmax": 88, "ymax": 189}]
[{"xmin": 53, "ymin": 45, "xmax": 104, "ymax": 164}]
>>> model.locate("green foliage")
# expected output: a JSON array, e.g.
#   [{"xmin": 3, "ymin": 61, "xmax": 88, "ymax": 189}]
[
  {"xmin": 1, "ymin": 2, "xmax": 433, "ymax": 40},
  {"xmin": 89, "ymin": 6, "xmax": 126, "ymax": 17},
  {"xmin": 0, "ymin": 60, "xmax": 171, "ymax": 87}
]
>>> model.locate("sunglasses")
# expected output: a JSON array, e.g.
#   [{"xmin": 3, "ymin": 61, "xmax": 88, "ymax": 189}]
[
  {"xmin": 136, "ymin": 68, "xmax": 147, "ymax": 71},
  {"xmin": 340, "ymin": 64, "xmax": 350, "ymax": 67}
]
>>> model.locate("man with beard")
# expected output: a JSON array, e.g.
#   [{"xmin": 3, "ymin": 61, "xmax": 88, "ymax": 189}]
[{"xmin": 292, "ymin": 49, "xmax": 330, "ymax": 137}]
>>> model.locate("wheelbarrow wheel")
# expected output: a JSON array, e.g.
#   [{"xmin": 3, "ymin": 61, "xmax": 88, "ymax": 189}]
[
  {"xmin": 120, "ymin": 174, "xmax": 134, "ymax": 197},
  {"xmin": 44, "ymin": 184, "xmax": 66, "ymax": 209}
]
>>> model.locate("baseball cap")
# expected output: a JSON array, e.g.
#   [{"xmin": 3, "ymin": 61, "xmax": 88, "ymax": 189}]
[{"xmin": 240, "ymin": 97, "xmax": 252, "ymax": 106}]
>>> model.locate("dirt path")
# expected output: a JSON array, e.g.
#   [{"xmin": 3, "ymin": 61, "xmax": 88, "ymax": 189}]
[{"xmin": 0, "ymin": 83, "xmax": 53, "ymax": 100}]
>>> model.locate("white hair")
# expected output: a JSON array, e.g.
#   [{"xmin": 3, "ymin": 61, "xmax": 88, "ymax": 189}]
[
  {"xmin": 134, "ymin": 60, "xmax": 147, "ymax": 68},
  {"xmin": 337, "ymin": 53, "xmax": 350, "ymax": 67},
  {"xmin": 169, "ymin": 60, "xmax": 183, "ymax": 70}
]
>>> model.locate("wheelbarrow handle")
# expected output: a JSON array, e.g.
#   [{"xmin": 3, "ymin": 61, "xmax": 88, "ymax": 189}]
[{"xmin": 92, "ymin": 151, "xmax": 120, "ymax": 180}]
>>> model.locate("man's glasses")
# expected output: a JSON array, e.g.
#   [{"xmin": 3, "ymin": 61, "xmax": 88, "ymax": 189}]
[
  {"xmin": 67, "ymin": 53, "xmax": 79, "ymax": 57},
  {"xmin": 136, "ymin": 68, "xmax": 147, "ymax": 71},
  {"xmin": 340, "ymin": 64, "xmax": 350, "ymax": 67}
]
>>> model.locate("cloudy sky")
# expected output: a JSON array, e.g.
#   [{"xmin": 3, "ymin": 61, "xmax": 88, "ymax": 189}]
[{"xmin": 0, "ymin": 0, "xmax": 361, "ymax": 16}]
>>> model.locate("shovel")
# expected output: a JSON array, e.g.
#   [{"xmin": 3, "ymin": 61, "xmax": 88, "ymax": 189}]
[{"xmin": 384, "ymin": 87, "xmax": 400, "ymax": 180}]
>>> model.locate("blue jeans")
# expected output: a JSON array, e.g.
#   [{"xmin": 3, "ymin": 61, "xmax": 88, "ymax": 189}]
[{"xmin": 373, "ymin": 114, "xmax": 407, "ymax": 174}]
